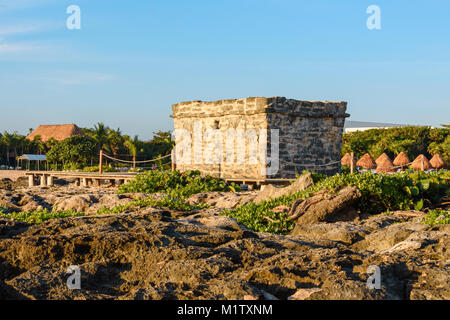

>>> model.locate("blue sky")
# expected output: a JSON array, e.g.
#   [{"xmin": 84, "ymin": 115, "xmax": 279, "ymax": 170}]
[{"xmin": 0, "ymin": 0, "xmax": 449, "ymax": 139}]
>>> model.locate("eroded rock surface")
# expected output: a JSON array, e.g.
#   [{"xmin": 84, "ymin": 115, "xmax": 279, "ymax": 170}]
[
  {"xmin": 187, "ymin": 192, "xmax": 257, "ymax": 209},
  {"xmin": 253, "ymin": 173, "xmax": 314, "ymax": 203},
  {"xmin": 0, "ymin": 208, "xmax": 448, "ymax": 300},
  {"xmin": 291, "ymin": 186, "xmax": 362, "ymax": 225},
  {"xmin": 0, "ymin": 188, "xmax": 154, "ymax": 214}
]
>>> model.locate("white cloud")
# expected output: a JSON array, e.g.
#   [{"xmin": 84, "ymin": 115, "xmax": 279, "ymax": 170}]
[
  {"xmin": 0, "ymin": 0, "xmax": 55, "ymax": 12},
  {"xmin": 0, "ymin": 21, "xmax": 60, "ymax": 56},
  {"xmin": 0, "ymin": 24, "xmax": 41, "ymax": 36},
  {"xmin": 0, "ymin": 42, "xmax": 45, "ymax": 53}
]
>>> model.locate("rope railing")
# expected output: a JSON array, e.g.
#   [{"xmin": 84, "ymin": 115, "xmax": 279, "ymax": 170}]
[
  {"xmin": 295, "ymin": 160, "xmax": 342, "ymax": 167},
  {"xmin": 384, "ymin": 161, "xmax": 415, "ymax": 170},
  {"xmin": 102, "ymin": 152, "xmax": 172, "ymax": 164},
  {"xmin": 354, "ymin": 161, "xmax": 426, "ymax": 170},
  {"xmin": 98, "ymin": 147, "xmax": 439, "ymax": 177}
]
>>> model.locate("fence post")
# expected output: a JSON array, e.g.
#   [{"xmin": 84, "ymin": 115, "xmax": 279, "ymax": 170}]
[
  {"xmin": 350, "ymin": 152, "xmax": 355, "ymax": 174},
  {"xmin": 99, "ymin": 150, "xmax": 103, "ymax": 174},
  {"xmin": 171, "ymin": 149, "xmax": 175, "ymax": 171}
]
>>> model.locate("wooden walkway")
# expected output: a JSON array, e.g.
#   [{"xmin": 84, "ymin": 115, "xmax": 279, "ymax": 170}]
[
  {"xmin": 222, "ymin": 177, "xmax": 295, "ymax": 189},
  {"xmin": 25, "ymin": 171, "xmax": 138, "ymax": 187},
  {"xmin": 24, "ymin": 171, "xmax": 297, "ymax": 188}
]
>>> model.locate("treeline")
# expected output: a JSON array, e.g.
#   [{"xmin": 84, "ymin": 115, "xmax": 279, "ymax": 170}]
[
  {"xmin": 342, "ymin": 125, "xmax": 450, "ymax": 163},
  {"xmin": 0, "ymin": 123, "xmax": 173, "ymax": 168},
  {"xmin": 2, "ymin": 123, "xmax": 449, "ymax": 169},
  {"xmin": 0, "ymin": 130, "xmax": 43, "ymax": 166}
]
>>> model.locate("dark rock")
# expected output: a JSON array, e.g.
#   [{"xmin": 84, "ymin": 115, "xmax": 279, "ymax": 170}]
[
  {"xmin": 291, "ymin": 186, "xmax": 362, "ymax": 226},
  {"xmin": 0, "ymin": 209, "xmax": 447, "ymax": 300},
  {"xmin": 0, "ymin": 178, "xmax": 13, "ymax": 191}
]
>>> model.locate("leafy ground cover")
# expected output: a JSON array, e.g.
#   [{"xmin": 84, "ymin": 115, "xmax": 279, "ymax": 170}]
[
  {"xmin": 222, "ymin": 170, "xmax": 450, "ymax": 234},
  {"xmin": 117, "ymin": 170, "xmax": 241, "ymax": 198},
  {"xmin": 1, "ymin": 170, "xmax": 448, "ymax": 232}
]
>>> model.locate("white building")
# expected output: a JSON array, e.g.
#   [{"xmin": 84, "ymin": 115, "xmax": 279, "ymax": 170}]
[{"xmin": 344, "ymin": 121, "xmax": 409, "ymax": 133}]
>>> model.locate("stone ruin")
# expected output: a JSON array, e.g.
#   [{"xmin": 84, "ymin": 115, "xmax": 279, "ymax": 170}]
[{"xmin": 171, "ymin": 97, "xmax": 349, "ymax": 179}]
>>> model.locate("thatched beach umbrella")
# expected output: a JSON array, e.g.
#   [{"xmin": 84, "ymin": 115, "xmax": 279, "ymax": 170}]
[
  {"xmin": 376, "ymin": 157, "xmax": 396, "ymax": 173},
  {"xmin": 411, "ymin": 154, "xmax": 432, "ymax": 171},
  {"xmin": 341, "ymin": 153, "xmax": 355, "ymax": 167},
  {"xmin": 356, "ymin": 153, "xmax": 376, "ymax": 169},
  {"xmin": 430, "ymin": 154, "xmax": 447, "ymax": 170},
  {"xmin": 375, "ymin": 153, "xmax": 392, "ymax": 166},
  {"xmin": 393, "ymin": 152, "xmax": 410, "ymax": 171}
]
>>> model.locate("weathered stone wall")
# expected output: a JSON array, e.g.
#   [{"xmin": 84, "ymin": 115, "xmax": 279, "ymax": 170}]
[
  {"xmin": 171, "ymin": 97, "xmax": 348, "ymax": 179},
  {"xmin": 267, "ymin": 97, "xmax": 348, "ymax": 178}
]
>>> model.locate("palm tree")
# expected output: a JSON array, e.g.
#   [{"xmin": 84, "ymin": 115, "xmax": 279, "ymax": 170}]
[
  {"xmin": 1, "ymin": 131, "xmax": 14, "ymax": 166},
  {"xmin": 151, "ymin": 131, "xmax": 173, "ymax": 145},
  {"xmin": 14, "ymin": 134, "xmax": 26, "ymax": 156},
  {"xmin": 124, "ymin": 135, "xmax": 140, "ymax": 168},
  {"xmin": 107, "ymin": 128, "xmax": 123, "ymax": 157},
  {"xmin": 33, "ymin": 135, "xmax": 46, "ymax": 155},
  {"xmin": 92, "ymin": 122, "xmax": 110, "ymax": 152},
  {"xmin": 46, "ymin": 137, "xmax": 59, "ymax": 151}
]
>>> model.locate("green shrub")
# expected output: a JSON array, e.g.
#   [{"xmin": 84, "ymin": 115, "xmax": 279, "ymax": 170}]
[
  {"xmin": 423, "ymin": 210, "xmax": 450, "ymax": 226},
  {"xmin": 118, "ymin": 170, "xmax": 240, "ymax": 198},
  {"xmin": 47, "ymin": 135, "xmax": 97, "ymax": 165},
  {"xmin": 62, "ymin": 162, "xmax": 84, "ymax": 171},
  {"xmin": 342, "ymin": 126, "xmax": 449, "ymax": 163},
  {"xmin": 82, "ymin": 165, "xmax": 117, "ymax": 173},
  {"xmin": 0, "ymin": 207, "xmax": 11, "ymax": 214},
  {"xmin": 96, "ymin": 196, "xmax": 206, "ymax": 215},
  {"xmin": 223, "ymin": 170, "xmax": 449, "ymax": 234}
]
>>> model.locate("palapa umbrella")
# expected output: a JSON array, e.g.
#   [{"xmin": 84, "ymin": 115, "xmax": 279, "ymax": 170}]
[
  {"xmin": 375, "ymin": 153, "xmax": 392, "ymax": 166},
  {"xmin": 430, "ymin": 154, "xmax": 447, "ymax": 170},
  {"xmin": 411, "ymin": 154, "xmax": 432, "ymax": 171},
  {"xmin": 341, "ymin": 153, "xmax": 355, "ymax": 167},
  {"xmin": 393, "ymin": 152, "xmax": 410, "ymax": 171},
  {"xmin": 376, "ymin": 156, "xmax": 396, "ymax": 173},
  {"xmin": 356, "ymin": 153, "xmax": 376, "ymax": 169}
]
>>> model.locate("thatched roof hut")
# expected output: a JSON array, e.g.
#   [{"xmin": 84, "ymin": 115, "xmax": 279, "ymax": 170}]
[
  {"xmin": 376, "ymin": 157, "xmax": 396, "ymax": 173},
  {"xmin": 356, "ymin": 153, "xmax": 376, "ymax": 169},
  {"xmin": 430, "ymin": 154, "xmax": 447, "ymax": 169},
  {"xmin": 341, "ymin": 153, "xmax": 355, "ymax": 167},
  {"xmin": 411, "ymin": 154, "xmax": 432, "ymax": 171},
  {"xmin": 393, "ymin": 152, "xmax": 410, "ymax": 170},
  {"xmin": 375, "ymin": 153, "xmax": 392, "ymax": 165},
  {"xmin": 26, "ymin": 124, "xmax": 85, "ymax": 143}
]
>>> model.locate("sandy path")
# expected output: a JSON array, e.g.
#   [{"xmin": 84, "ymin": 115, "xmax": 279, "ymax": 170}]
[{"xmin": 0, "ymin": 170, "xmax": 26, "ymax": 181}]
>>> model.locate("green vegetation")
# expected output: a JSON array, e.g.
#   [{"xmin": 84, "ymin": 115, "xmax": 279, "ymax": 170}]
[
  {"xmin": 96, "ymin": 196, "xmax": 206, "ymax": 215},
  {"xmin": 82, "ymin": 164, "xmax": 118, "ymax": 173},
  {"xmin": 423, "ymin": 210, "xmax": 450, "ymax": 226},
  {"xmin": 1, "ymin": 170, "xmax": 448, "ymax": 229},
  {"xmin": 222, "ymin": 170, "xmax": 450, "ymax": 234},
  {"xmin": 0, "ymin": 207, "xmax": 11, "ymax": 214},
  {"xmin": 118, "ymin": 170, "xmax": 241, "ymax": 198},
  {"xmin": 0, "ymin": 123, "xmax": 174, "ymax": 169},
  {"xmin": 1, "ymin": 124, "xmax": 449, "ymax": 231},
  {"xmin": 46, "ymin": 135, "xmax": 97, "ymax": 168},
  {"xmin": 342, "ymin": 125, "xmax": 450, "ymax": 163},
  {"xmin": 0, "ymin": 209, "xmax": 84, "ymax": 224},
  {"xmin": 0, "ymin": 197, "xmax": 205, "ymax": 224},
  {"xmin": 0, "ymin": 170, "xmax": 240, "ymax": 223}
]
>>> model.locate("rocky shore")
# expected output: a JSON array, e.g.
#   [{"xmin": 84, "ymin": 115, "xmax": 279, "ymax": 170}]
[{"xmin": 0, "ymin": 178, "xmax": 448, "ymax": 300}]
